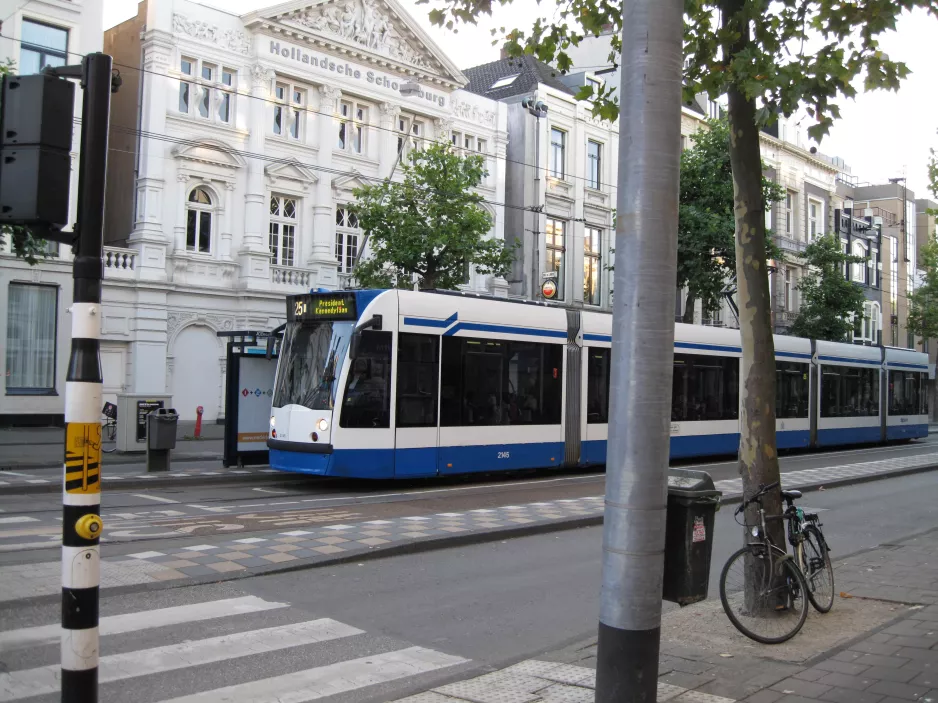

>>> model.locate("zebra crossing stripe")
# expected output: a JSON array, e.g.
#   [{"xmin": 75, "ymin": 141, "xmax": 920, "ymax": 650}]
[
  {"xmin": 156, "ymin": 646, "xmax": 468, "ymax": 703},
  {"xmin": 0, "ymin": 618, "xmax": 363, "ymax": 701},
  {"xmin": 0, "ymin": 596, "xmax": 287, "ymax": 652}
]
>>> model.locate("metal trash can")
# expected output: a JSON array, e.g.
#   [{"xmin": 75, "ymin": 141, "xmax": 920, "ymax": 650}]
[
  {"xmin": 662, "ymin": 468, "xmax": 722, "ymax": 606},
  {"xmin": 146, "ymin": 408, "xmax": 178, "ymax": 472}
]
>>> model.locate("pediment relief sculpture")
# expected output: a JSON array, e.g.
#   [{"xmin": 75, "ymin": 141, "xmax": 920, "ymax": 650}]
[{"xmin": 286, "ymin": 0, "xmax": 434, "ymax": 71}]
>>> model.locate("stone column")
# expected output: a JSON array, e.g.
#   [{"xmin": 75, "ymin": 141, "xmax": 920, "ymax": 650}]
[
  {"xmin": 173, "ymin": 173, "xmax": 189, "ymax": 254},
  {"xmin": 308, "ymin": 86, "xmax": 343, "ymax": 289},
  {"xmin": 221, "ymin": 182, "xmax": 235, "ymax": 260},
  {"xmin": 239, "ymin": 64, "xmax": 276, "ymax": 290},
  {"xmin": 380, "ymin": 102, "xmax": 402, "ymax": 174},
  {"xmin": 128, "ymin": 30, "xmax": 174, "ymax": 282}
]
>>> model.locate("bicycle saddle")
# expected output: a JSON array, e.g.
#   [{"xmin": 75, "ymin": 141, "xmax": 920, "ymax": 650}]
[{"xmin": 781, "ymin": 489, "xmax": 802, "ymax": 500}]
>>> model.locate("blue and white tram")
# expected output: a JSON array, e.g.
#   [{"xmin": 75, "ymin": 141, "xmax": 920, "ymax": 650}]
[{"xmin": 268, "ymin": 289, "xmax": 928, "ymax": 478}]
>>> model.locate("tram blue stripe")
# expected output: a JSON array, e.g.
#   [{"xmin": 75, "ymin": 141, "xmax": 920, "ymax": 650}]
[
  {"xmin": 818, "ymin": 355, "xmax": 881, "ymax": 366},
  {"xmin": 675, "ymin": 342, "xmax": 742, "ymax": 354},
  {"xmin": 886, "ymin": 362, "xmax": 928, "ymax": 370},
  {"xmin": 443, "ymin": 322, "xmax": 567, "ymax": 339},
  {"xmin": 776, "ymin": 351, "xmax": 812, "ymax": 360},
  {"xmin": 403, "ymin": 313, "xmax": 458, "ymax": 329},
  {"xmin": 885, "ymin": 423, "xmax": 928, "ymax": 440},
  {"xmin": 584, "ymin": 334, "xmax": 611, "ymax": 342}
]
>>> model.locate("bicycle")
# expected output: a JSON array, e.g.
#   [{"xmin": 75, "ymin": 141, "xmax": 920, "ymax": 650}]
[
  {"xmin": 101, "ymin": 402, "xmax": 117, "ymax": 453},
  {"xmin": 719, "ymin": 481, "xmax": 809, "ymax": 643},
  {"xmin": 781, "ymin": 488, "xmax": 834, "ymax": 614}
]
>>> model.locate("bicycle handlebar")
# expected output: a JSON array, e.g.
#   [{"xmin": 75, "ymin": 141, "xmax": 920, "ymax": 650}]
[{"xmin": 735, "ymin": 480, "xmax": 780, "ymax": 514}]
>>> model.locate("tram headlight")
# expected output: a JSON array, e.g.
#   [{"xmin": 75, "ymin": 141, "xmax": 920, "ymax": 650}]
[
  {"xmin": 317, "ymin": 418, "xmax": 329, "ymax": 432},
  {"xmin": 269, "ymin": 416, "xmax": 275, "ymax": 428}
]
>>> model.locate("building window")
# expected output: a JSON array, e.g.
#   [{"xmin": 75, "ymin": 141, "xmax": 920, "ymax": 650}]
[
  {"xmin": 19, "ymin": 19, "xmax": 68, "ymax": 75},
  {"xmin": 549, "ymin": 128, "xmax": 566, "ymax": 179},
  {"xmin": 784, "ymin": 267, "xmax": 793, "ymax": 311},
  {"xmin": 338, "ymin": 101, "xmax": 367, "ymax": 154},
  {"xmin": 179, "ymin": 57, "xmax": 193, "ymax": 113},
  {"xmin": 178, "ymin": 57, "xmax": 235, "ymax": 124},
  {"xmin": 273, "ymin": 82, "xmax": 305, "ymax": 139},
  {"xmin": 185, "ymin": 186, "xmax": 213, "ymax": 254},
  {"xmin": 396, "ymin": 116, "xmax": 424, "ymax": 155},
  {"xmin": 584, "ymin": 227, "xmax": 602, "ymax": 306},
  {"xmin": 450, "ymin": 131, "xmax": 461, "ymax": 148},
  {"xmin": 269, "ymin": 196, "xmax": 297, "ymax": 267},
  {"xmin": 851, "ymin": 240, "xmax": 868, "ymax": 283},
  {"xmin": 5, "ymin": 283, "xmax": 57, "ymax": 394},
  {"xmin": 475, "ymin": 138, "xmax": 487, "ymax": 154},
  {"xmin": 587, "ymin": 76, "xmax": 603, "ymax": 99},
  {"xmin": 855, "ymin": 301, "xmax": 880, "ymax": 345},
  {"xmin": 808, "ymin": 199, "xmax": 821, "ymax": 240},
  {"xmin": 218, "ymin": 69, "xmax": 234, "ymax": 122},
  {"xmin": 785, "ymin": 191, "xmax": 796, "ymax": 236},
  {"xmin": 587, "ymin": 140, "xmax": 602, "ymax": 189},
  {"xmin": 545, "ymin": 218, "xmax": 565, "ymax": 300},
  {"xmin": 335, "ymin": 207, "xmax": 360, "ymax": 273}
]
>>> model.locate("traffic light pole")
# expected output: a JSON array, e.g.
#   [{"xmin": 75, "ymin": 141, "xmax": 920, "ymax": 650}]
[
  {"xmin": 594, "ymin": 1, "xmax": 683, "ymax": 701},
  {"xmin": 60, "ymin": 52, "xmax": 114, "ymax": 703}
]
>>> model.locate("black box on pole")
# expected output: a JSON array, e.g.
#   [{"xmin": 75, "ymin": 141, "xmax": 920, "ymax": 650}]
[{"xmin": 0, "ymin": 73, "xmax": 75, "ymax": 228}]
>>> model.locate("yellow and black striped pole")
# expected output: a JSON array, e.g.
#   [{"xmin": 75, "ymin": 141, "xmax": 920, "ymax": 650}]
[{"xmin": 61, "ymin": 52, "xmax": 113, "ymax": 703}]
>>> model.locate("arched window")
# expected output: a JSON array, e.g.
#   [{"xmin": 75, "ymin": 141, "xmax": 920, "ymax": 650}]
[{"xmin": 186, "ymin": 187, "xmax": 213, "ymax": 253}]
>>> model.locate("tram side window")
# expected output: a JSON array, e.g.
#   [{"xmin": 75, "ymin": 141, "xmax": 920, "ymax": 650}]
[
  {"xmin": 671, "ymin": 353, "xmax": 739, "ymax": 422},
  {"xmin": 396, "ymin": 333, "xmax": 439, "ymax": 428},
  {"xmin": 889, "ymin": 370, "xmax": 927, "ymax": 415},
  {"xmin": 820, "ymin": 365, "xmax": 879, "ymax": 417},
  {"xmin": 587, "ymin": 348, "xmax": 610, "ymax": 424},
  {"xmin": 339, "ymin": 331, "xmax": 392, "ymax": 428},
  {"xmin": 776, "ymin": 362, "xmax": 809, "ymax": 418},
  {"xmin": 440, "ymin": 336, "xmax": 563, "ymax": 426}
]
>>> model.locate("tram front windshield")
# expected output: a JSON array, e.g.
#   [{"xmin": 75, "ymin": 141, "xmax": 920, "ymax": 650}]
[{"xmin": 273, "ymin": 321, "xmax": 354, "ymax": 410}]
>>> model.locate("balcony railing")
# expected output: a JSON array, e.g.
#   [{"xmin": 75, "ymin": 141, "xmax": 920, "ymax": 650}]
[
  {"xmin": 103, "ymin": 247, "xmax": 136, "ymax": 280},
  {"xmin": 271, "ymin": 265, "xmax": 310, "ymax": 289},
  {"xmin": 775, "ymin": 235, "xmax": 807, "ymax": 254}
]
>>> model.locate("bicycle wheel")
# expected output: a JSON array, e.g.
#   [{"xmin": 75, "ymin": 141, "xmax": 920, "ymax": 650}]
[
  {"xmin": 802, "ymin": 526, "xmax": 834, "ymax": 613},
  {"xmin": 101, "ymin": 421, "xmax": 118, "ymax": 453},
  {"xmin": 720, "ymin": 545, "xmax": 809, "ymax": 644}
]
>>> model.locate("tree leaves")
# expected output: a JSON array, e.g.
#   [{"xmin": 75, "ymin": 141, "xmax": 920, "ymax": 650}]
[
  {"xmin": 678, "ymin": 118, "xmax": 785, "ymax": 315},
  {"xmin": 790, "ymin": 235, "xmax": 867, "ymax": 342},
  {"xmin": 350, "ymin": 143, "xmax": 514, "ymax": 291}
]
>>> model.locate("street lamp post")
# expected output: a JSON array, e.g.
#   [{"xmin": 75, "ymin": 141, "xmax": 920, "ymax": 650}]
[{"xmin": 594, "ymin": 0, "xmax": 683, "ymax": 700}]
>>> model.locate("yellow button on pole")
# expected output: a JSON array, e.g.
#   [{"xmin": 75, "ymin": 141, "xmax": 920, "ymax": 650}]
[{"xmin": 75, "ymin": 514, "xmax": 103, "ymax": 540}]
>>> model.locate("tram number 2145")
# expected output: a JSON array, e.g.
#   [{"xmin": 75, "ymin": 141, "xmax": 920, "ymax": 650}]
[{"xmin": 497, "ymin": 451, "xmax": 510, "ymax": 459}]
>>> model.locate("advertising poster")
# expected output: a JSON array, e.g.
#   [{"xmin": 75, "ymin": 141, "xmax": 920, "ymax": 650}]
[{"xmin": 237, "ymin": 354, "xmax": 277, "ymax": 451}]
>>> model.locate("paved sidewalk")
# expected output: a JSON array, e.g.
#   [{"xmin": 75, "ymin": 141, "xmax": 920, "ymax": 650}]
[
  {"xmin": 394, "ymin": 529, "xmax": 938, "ymax": 703},
  {"xmin": 1, "ymin": 453, "xmax": 936, "ymax": 604},
  {"xmin": 15, "ymin": 528, "xmax": 932, "ymax": 703},
  {"xmin": 0, "ymin": 464, "xmax": 294, "ymax": 494}
]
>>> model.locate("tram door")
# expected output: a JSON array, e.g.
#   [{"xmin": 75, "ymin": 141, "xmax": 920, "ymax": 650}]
[{"xmin": 394, "ymin": 333, "xmax": 441, "ymax": 478}]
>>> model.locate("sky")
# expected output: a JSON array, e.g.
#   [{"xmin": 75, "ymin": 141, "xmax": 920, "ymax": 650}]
[{"xmin": 104, "ymin": 0, "xmax": 938, "ymax": 200}]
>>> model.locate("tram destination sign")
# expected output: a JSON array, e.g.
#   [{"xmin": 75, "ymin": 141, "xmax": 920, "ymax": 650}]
[{"xmin": 288, "ymin": 293, "xmax": 358, "ymax": 322}]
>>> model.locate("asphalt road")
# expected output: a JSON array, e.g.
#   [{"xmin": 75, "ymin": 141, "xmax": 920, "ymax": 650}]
[
  {"xmin": 2, "ymin": 436, "xmax": 936, "ymax": 561},
  {"xmin": 1, "ymin": 471, "xmax": 934, "ymax": 703}
]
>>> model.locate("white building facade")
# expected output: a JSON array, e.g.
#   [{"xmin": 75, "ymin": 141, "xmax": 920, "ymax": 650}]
[
  {"xmin": 1, "ymin": 0, "xmax": 508, "ymax": 424},
  {"xmin": 0, "ymin": 0, "xmax": 103, "ymax": 424},
  {"xmin": 462, "ymin": 57, "xmax": 618, "ymax": 309}
]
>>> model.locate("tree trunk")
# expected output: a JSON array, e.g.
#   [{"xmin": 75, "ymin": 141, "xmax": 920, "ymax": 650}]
[
  {"xmin": 682, "ymin": 292, "xmax": 696, "ymax": 324},
  {"xmin": 721, "ymin": 0, "xmax": 786, "ymax": 593}
]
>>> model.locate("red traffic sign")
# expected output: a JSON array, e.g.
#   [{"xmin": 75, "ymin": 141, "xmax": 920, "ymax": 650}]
[{"xmin": 542, "ymin": 279, "xmax": 558, "ymax": 299}]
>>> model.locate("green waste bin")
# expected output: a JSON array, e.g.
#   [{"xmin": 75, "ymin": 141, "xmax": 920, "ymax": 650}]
[{"xmin": 662, "ymin": 468, "xmax": 722, "ymax": 606}]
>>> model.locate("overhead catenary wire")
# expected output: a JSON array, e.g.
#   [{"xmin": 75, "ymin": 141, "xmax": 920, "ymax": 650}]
[{"xmin": 0, "ymin": 31, "xmax": 620, "ymax": 191}]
